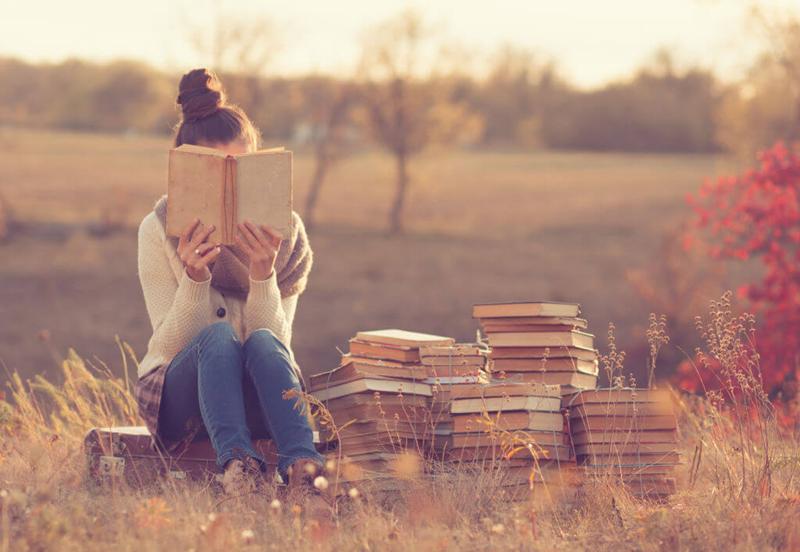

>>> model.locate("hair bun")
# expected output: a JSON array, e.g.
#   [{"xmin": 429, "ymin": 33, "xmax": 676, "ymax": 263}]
[{"xmin": 177, "ymin": 68, "xmax": 226, "ymax": 122}]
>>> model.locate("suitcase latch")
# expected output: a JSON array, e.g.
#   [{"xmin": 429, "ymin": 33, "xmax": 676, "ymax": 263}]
[{"xmin": 98, "ymin": 455, "xmax": 125, "ymax": 477}]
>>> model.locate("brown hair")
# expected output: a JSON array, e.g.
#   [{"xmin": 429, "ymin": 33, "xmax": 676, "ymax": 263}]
[{"xmin": 173, "ymin": 68, "xmax": 261, "ymax": 151}]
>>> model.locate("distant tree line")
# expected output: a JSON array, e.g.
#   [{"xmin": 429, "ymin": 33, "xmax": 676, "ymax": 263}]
[
  {"xmin": 1, "ymin": 7, "xmax": 797, "ymax": 234},
  {"xmin": 0, "ymin": 53, "xmax": 722, "ymax": 153},
  {"xmin": 0, "ymin": 20, "xmax": 795, "ymax": 159}
]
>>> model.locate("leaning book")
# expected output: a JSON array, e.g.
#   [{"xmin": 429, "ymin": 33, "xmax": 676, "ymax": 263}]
[{"xmin": 166, "ymin": 144, "xmax": 293, "ymax": 244}]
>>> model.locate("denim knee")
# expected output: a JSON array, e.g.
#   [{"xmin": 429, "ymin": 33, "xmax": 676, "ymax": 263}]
[
  {"xmin": 243, "ymin": 330, "xmax": 295, "ymax": 376},
  {"xmin": 197, "ymin": 321, "xmax": 241, "ymax": 347},
  {"xmin": 193, "ymin": 321, "xmax": 242, "ymax": 367},
  {"xmin": 197, "ymin": 321, "xmax": 242, "ymax": 349},
  {"xmin": 244, "ymin": 328, "xmax": 290, "ymax": 357}
]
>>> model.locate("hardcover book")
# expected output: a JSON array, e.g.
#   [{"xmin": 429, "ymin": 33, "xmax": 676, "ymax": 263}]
[{"xmin": 166, "ymin": 144, "xmax": 293, "ymax": 244}]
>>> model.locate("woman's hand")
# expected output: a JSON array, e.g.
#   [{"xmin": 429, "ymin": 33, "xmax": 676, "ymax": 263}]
[
  {"xmin": 177, "ymin": 218, "xmax": 221, "ymax": 282},
  {"xmin": 235, "ymin": 219, "xmax": 282, "ymax": 281}
]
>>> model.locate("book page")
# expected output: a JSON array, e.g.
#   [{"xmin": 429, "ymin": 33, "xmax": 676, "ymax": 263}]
[
  {"xmin": 235, "ymin": 150, "xmax": 293, "ymax": 238},
  {"xmin": 172, "ymin": 143, "xmax": 228, "ymax": 157},
  {"xmin": 166, "ymin": 147, "xmax": 225, "ymax": 243}
]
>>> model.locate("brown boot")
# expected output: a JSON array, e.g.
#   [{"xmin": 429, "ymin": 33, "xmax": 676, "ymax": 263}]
[
  {"xmin": 221, "ymin": 456, "xmax": 262, "ymax": 496},
  {"xmin": 285, "ymin": 459, "xmax": 333, "ymax": 523}
]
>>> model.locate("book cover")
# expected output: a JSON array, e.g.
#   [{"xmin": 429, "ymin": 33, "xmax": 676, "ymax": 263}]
[
  {"xmin": 354, "ymin": 329, "xmax": 455, "ymax": 348},
  {"xmin": 472, "ymin": 301, "xmax": 581, "ymax": 319},
  {"xmin": 166, "ymin": 144, "xmax": 292, "ymax": 244}
]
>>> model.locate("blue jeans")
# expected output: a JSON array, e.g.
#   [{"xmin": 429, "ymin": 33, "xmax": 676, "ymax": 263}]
[{"xmin": 157, "ymin": 321, "xmax": 324, "ymax": 478}]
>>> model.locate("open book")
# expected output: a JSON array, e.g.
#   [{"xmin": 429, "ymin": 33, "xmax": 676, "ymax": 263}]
[{"xmin": 166, "ymin": 144, "xmax": 293, "ymax": 244}]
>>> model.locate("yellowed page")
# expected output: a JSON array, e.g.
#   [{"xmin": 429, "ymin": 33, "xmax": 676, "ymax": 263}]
[
  {"xmin": 166, "ymin": 146, "xmax": 226, "ymax": 243},
  {"xmin": 234, "ymin": 150, "xmax": 293, "ymax": 238}
]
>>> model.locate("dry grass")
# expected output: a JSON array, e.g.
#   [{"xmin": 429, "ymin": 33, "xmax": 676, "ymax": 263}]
[
  {"xmin": 0, "ymin": 127, "xmax": 757, "ymax": 384},
  {"xmin": 0, "ymin": 126, "xmax": 745, "ymax": 234},
  {"xmin": 1, "ymin": 294, "xmax": 799, "ymax": 551},
  {"xmin": 1, "ymin": 127, "xmax": 792, "ymax": 548}
]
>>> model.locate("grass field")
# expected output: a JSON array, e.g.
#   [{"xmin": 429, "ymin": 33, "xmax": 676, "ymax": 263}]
[
  {"xmin": 1, "ymin": 299, "xmax": 797, "ymax": 551},
  {"xmin": 0, "ymin": 126, "xmax": 748, "ymax": 383},
  {"xmin": 1, "ymin": 127, "xmax": 796, "ymax": 551}
]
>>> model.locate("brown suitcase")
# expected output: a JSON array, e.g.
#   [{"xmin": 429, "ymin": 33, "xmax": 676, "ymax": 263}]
[{"xmin": 84, "ymin": 425, "xmax": 336, "ymax": 489}]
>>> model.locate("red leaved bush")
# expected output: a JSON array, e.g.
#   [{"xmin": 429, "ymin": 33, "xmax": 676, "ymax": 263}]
[{"xmin": 679, "ymin": 141, "xmax": 800, "ymax": 401}]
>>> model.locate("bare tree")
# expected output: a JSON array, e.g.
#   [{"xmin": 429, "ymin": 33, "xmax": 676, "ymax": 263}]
[
  {"xmin": 300, "ymin": 78, "xmax": 356, "ymax": 230},
  {"xmin": 480, "ymin": 44, "xmax": 564, "ymax": 147},
  {"xmin": 183, "ymin": 0, "xmax": 283, "ymax": 120},
  {"xmin": 750, "ymin": 6, "xmax": 800, "ymax": 130},
  {"xmin": 713, "ymin": 6, "xmax": 800, "ymax": 157},
  {"xmin": 357, "ymin": 9, "xmax": 483, "ymax": 234}
]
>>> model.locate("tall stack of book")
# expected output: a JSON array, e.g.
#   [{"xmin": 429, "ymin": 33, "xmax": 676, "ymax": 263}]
[
  {"xmin": 473, "ymin": 302, "xmax": 599, "ymax": 395},
  {"xmin": 419, "ymin": 342, "xmax": 491, "ymax": 457},
  {"xmin": 309, "ymin": 329, "xmax": 455, "ymax": 490},
  {"xmin": 565, "ymin": 388, "xmax": 680, "ymax": 499},
  {"xmin": 447, "ymin": 382, "xmax": 575, "ymax": 498}
]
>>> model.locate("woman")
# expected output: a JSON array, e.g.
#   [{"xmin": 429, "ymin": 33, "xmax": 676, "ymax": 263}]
[{"xmin": 134, "ymin": 68, "xmax": 325, "ymax": 500}]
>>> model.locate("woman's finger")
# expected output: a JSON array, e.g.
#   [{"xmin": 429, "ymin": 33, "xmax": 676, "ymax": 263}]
[
  {"xmin": 185, "ymin": 221, "xmax": 204, "ymax": 247},
  {"xmin": 187, "ymin": 220, "xmax": 206, "ymax": 244},
  {"xmin": 188, "ymin": 244, "xmax": 220, "ymax": 271},
  {"xmin": 198, "ymin": 245, "xmax": 222, "ymax": 266},
  {"xmin": 235, "ymin": 230, "xmax": 256, "ymax": 257},
  {"xmin": 244, "ymin": 220, "xmax": 271, "ymax": 250},
  {"xmin": 260, "ymin": 224, "xmax": 283, "ymax": 248},
  {"xmin": 238, "ymin": 222, "xmax": 263, "ymax": 252},
  {"xmin": 194, "ymin": 242, "xmax": 218, "ymax": 257},
  {"xmin": 189, "ymin": 223, "xmax": 215, "ymax": 250},
  {"xmin": 179, "ymin": 218, "xmax": 200, "ymax": 246}
]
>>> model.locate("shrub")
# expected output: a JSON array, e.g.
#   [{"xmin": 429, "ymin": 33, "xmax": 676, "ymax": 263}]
[{"xmin": 684, "ymin": 141, "xmax": 800, "ymax": 400}]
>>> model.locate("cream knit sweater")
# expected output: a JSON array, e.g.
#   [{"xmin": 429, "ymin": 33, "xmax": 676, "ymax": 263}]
[{"xmin": 136, "ymin": 211, "xmax": 298, "ymax": 379}]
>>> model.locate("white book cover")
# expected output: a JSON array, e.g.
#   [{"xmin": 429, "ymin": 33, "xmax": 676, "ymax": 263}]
[{"xmin": 311, "ymin": 378, "xmax": 433, "ymax": 402}]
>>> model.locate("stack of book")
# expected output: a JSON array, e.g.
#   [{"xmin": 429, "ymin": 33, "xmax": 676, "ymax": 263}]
[
  {"xmin": 473, "ymin": 301, "xmax": 599, "ymax": 395},
  {"xmin": 447, "ymin": 381, "xmax": 574, "ymax": 497},
  {"xmin": 564, "ymin": 388, "xmax": 680, "ymax": 498},
  {"xmin": 420, "ymin": 342, "xmax": 489, "ymax": 380},
  {"xmin": 420, "ymin": 341, "xmax": 490, "ymax": 448},
  {"xmin": 309, "ymin": 329, "xmax": 455, "ymax": 489}
]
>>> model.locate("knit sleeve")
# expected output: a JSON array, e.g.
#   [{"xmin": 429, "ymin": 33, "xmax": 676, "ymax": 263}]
[
  {"xmin": 243, "ymin": 272, "xmax": 298, "ymax": 348},
  {"xmin": 137, "ymin": 214, "xmax": 213, "ymax": 367}
]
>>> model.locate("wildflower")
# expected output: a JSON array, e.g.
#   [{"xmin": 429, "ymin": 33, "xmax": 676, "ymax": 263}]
[
  {"xmin": 348, "ymin": 487, "xmax": 360, "ymax": 499},
  {"xmin": 491, "ymin": 523, "xmax": 505, "ymax": 534},
  {"xmin": 241, "ymin": 529, "xmax": 255, "ymax": 544},
  {"xmin": 270, "ymin": 499, "xmax": 281, "ymax": 511},
  {"xmin": 313, "ymin": 476, "xmax": 329, "ymax": 490}
]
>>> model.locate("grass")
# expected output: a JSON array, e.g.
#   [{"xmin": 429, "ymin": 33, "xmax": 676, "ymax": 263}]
[
  {"xmin": 0, "ymin": 127, "xmax": 756, "ymax": 385},
  {"xmin": 0, "ymin": 126, "xmax": 745, "ymax": 234},
  {"xmin": 1, "ymin": 127, "xmax": 792, "ymax": 548},
  {"xmin": 1, "ymin": 293, "xmax": 798, "ymax": 551}
]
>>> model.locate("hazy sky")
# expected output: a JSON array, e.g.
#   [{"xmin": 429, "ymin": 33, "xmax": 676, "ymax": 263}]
[{"xmin": 1, "ymin": 0, "xmax": 797, "ymax": 89}]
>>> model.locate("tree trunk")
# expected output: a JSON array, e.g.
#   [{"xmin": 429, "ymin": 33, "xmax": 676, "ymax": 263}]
[
  {"xmin": 389, "ymin": 151, "xmax": 408, "ymax": 234},
  {"xmin": 304, "ymin": 151, "xmax": 329, "ymax": 232}
]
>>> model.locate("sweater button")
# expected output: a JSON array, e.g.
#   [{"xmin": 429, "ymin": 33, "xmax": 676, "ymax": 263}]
[{"xmin": 216, "ymin": 307, "xmax": 226, "ymax": 318}]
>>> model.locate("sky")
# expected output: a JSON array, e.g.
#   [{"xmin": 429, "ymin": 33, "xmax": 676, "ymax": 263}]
[{"xmin": 0, "ymin": 0, "xmax": 797, "ymax": 90}]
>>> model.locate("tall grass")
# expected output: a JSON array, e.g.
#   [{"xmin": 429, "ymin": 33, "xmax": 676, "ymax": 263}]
[{"xmin": 1, "ymin": 293, "xmax": 799, "ymax": 550}]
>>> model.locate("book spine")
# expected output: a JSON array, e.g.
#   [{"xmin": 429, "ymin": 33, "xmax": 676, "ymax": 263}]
[{"xmin": 222, "ymin": 155, "xmax": 237, "ymax": 243}]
